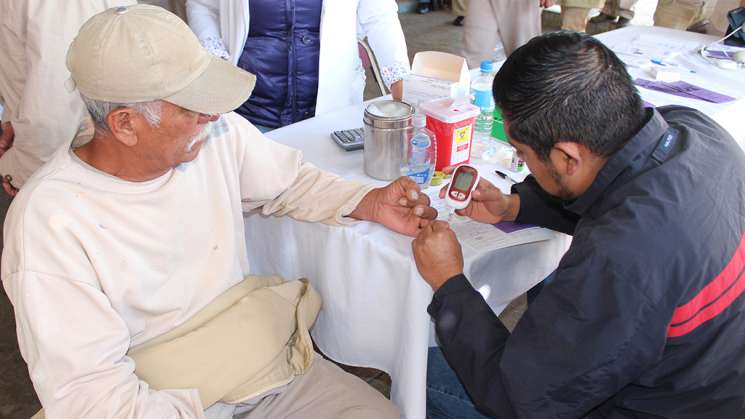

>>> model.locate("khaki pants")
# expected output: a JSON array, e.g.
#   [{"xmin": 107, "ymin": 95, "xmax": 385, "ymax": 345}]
[
  {"xmin": 561, "ymin": 6, "xmax": 592, "ymax": 31},
  {"xmin": 234, "ymin": 357, "xmax": 399, "ymax": 419},
  {"xmin": 463, "ymin": 0, "xmax": 541, "ymax": 66},
  {"xmin": 654, "ymin": 0, "xmax": 717, "ymax": 30},
  {"xmin": 601, "ymin": 0, "xmax": 638, "ymax": 20},
  {"xmin": 452, "ymin": 0, "xmax": 467, "ymax": 16}
]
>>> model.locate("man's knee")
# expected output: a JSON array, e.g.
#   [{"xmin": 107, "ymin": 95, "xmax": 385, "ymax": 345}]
[{"xmin": 312, "ymin": 358, "xmax": 400, "ymax": 419}]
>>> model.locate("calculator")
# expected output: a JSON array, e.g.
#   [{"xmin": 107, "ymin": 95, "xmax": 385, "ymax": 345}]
[{"xmin": 331, "ymin": 128, "xmax": 365, "ymax": 151}]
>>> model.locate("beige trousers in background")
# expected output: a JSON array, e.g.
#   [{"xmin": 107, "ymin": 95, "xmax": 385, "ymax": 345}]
[
  {"xmin": 601, "ymin": 0, "xmax": 638, "ymax": 20},
  {"xmin": 654, "ymin": 0, "xmax": 718, "ymax": 29},
  {"xmin": 559, "ymin": 0, "xmax": 603, "ymax": 32},
  {"xmin": 463, "ymin": 0, "xmax": 541, "ymax": 66},
  {"xmin": 561, "ymin": 6, "xmax": 593, "ymax": 31},
  {"xmin": 170, "ymin": 0, "xmax": 187, "ymax": 21},
  {"xmin": 234, "ymin": 357, "xmax": 399, "ymax": 419},
  {"xmin": 452, "ymin": 0, "xmax": 468, "ymax": 16}
]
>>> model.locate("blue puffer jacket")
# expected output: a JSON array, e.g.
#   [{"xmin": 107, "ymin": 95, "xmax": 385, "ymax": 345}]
[{"xmin": 235, "ymin": 0, "xmax": 322, "ymax": 129}]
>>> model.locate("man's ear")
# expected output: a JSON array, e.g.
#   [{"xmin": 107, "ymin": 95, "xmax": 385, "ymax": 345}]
[
  {"xmin": 106, "ymin": 108, "xmax": 139, "ymax": 147},
  {"xmin": 551, "ymin": 142, "xmax": 583, "ymax": 176}
]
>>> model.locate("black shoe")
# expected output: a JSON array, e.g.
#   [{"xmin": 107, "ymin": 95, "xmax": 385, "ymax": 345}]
[
  {"xmin": 589, "ymin": 13, "xmax": 618, "ymax": 24},
  {"xmin": 417, "ymin": 3, "xmax": 431, "ymax": 14},
  {"xmin": 452, "ymin": 16, "xmax": 464, "ymax": 26}
]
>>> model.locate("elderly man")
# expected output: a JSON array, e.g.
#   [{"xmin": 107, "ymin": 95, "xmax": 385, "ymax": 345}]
[
  {"xmin": 414, "ymin": 32, "xmax": 745, "ymax": 418},
  {"xmin": 2, "ymin": 5, "xmax": 436, "ymax": 418}
]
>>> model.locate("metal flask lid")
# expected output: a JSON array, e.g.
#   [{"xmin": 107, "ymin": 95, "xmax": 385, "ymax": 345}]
[{"xmin": 364, "ymin": 100, "xmax": 414, "ymax": 129}]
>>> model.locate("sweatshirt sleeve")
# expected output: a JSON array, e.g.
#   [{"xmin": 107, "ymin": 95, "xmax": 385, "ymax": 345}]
[
  {"xmin": 357, "ymin": 0, "xmax": 410, "ymax": 88},
  {"xmin": 2, "ymin": 271, "xmax": 205, "ymax": 418},
  {"xmin": 511, "ymin": 176, "xmax": 579, "ymax": 235},
  {"xmin": 227, "ymin": 113, "xmax": 374, "ymax": 225}
]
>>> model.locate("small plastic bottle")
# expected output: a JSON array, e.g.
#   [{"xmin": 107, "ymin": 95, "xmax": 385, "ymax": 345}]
[
  {"xmin": 471, "ymin": 60, "xmax": 495, "ymax": 161},
  {"xmin": 402, "ymin": 113, "xmax": 436, "ymax": 186}
]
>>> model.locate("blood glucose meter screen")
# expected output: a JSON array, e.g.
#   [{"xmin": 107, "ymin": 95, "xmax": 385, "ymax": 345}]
[{"xmin": 454, "ymin": 172, "xmax": 473, "ymax": 190}]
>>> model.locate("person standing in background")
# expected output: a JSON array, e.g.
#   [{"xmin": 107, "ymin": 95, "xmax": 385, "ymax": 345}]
[
  {"xmin": 452, "ymin": 0, "xmax": 467, "ymax": 26},
  {"xmin": 559, "ymin": 0, "xmax": 604, "ymax": 32},
  {"xmin": 187, "ymin": 0, "xmax": 410, "ymax": 132},
  {"xmin": 589, "ymin": 0, "xmax": 637, "ymax": 26},
  {"xmin": 654, "ymin": 0, "xmax": 720, "ymax": 31},
  {"xmin": 463, "ymin": 0, "xmax": 552, "ymax": 68},
  {"xmin": 0, "ymin": 0, "xmax": 136, "ymax": 197}
]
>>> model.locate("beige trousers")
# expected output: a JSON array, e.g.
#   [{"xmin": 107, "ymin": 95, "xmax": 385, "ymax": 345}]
[
  {"xmin": 654, "ymin": 0, "xmax": 718, "ymax": 29},
  {"xmin": 452, "ymin": 0, "xmax": 468, "ymax": 16},
  {"xmin": 561, "ymin": 7, "xmax": 593, "ymax": 31},
  {"xmin": 234, "ymin": 357, "xmax": 399, "ymax": 419},
  {"xmin": 601, "ymin": 0, "xmax": 638, "ymax": 19},
  {"xmin": 463, "ymin": 0, "xmax": 541, "ymax": 66}
]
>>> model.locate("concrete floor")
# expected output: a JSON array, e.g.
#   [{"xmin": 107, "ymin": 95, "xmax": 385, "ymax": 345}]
[{"xmin": 0, "ymin": 4, "xmax": 639, "ymax": 417}]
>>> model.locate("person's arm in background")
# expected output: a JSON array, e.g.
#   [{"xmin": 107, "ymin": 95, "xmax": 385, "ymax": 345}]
[
  {"xmin": 187, "ymin": 0, "xmax": 231, "ymax": 60},
  {"xmin": 357, "ymin": 0, "xmax": 410, "ymax": 101}
]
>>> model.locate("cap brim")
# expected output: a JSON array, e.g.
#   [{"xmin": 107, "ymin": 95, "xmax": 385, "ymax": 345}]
[{"xmin": 164, "ymin": 54, "xmax": 256, "ymax": 115}]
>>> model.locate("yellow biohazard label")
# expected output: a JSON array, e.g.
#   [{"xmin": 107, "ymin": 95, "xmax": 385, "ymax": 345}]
[
  {"xmin": 454, "ymin": 125, "xmax": 471, "ymax": 145},
  {"xmin": 450, "ymin": 124, "xmax": 473, "ymax": 165}
]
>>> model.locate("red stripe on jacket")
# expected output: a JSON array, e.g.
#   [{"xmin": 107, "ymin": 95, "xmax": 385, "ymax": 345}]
[{"xmin": 667, "ymin": 232, "xmax": 745, "ymax": 338}]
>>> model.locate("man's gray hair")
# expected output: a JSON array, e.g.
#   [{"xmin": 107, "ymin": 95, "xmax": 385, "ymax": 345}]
[{"xmin": 80, "ymin": 95, "xmax": 162, "ymax": 131}]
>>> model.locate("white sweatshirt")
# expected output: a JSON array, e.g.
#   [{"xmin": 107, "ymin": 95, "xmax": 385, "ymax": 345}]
[{"xmin": 1, "ymin": 112, "xmax": 372, "ymax": 418}]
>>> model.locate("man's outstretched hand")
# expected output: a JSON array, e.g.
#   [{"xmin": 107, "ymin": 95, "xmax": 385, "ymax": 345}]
[{"xmin": 350, "ymin": 176, "xmax": 438, "ymax": 236}]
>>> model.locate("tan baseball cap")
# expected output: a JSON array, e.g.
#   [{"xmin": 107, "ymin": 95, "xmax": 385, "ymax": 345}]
[{"xmin": 66, "ymin": 4, "xmax": 255, "ymax": 115}]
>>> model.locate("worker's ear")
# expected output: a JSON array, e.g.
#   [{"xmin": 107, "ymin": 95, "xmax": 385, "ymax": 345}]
[
  {"xmin": 550, "ymin": 142, "xmax": 583, "ymax": 176},
  {"xmin": 106, "ymin": 107, "xmax": 140, "ymax": 147}
]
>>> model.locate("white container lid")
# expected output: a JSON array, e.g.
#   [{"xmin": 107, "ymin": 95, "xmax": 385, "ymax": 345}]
[{"xmin": 419, "ymin": 98, "xmax": 480, "ymax": 124}]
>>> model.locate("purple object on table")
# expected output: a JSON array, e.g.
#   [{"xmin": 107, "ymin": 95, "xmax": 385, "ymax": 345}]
[
  {"xmin": 705, "ymin": 50, "xmax": 734, "ymax": 60},
  {"xmin": 634, "ymin": 79, "xmax": 736, "ymax": 104},
  {"xmin": 494, "ymin": 221, "xmax": 536, "ymax": 233}
]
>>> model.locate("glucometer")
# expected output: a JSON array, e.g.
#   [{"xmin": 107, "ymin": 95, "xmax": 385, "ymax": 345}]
[{"xmin": 445, "ymin": 165, "xmax": 480, "ymax": 211}]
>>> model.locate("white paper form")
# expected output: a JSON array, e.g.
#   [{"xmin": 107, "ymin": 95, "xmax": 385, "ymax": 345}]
[
  {"xmin": 605, "ymin": 34, "xmax": 701, "ymax": 68},
  {"xmin": 422, "ymin": 187, "xmax": 554, "ymax": 253}
]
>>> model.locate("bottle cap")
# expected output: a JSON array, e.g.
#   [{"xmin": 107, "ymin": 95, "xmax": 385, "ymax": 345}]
[{"xmin": 480, "ymin": 60, "xmax": 494, "ymax": 73}]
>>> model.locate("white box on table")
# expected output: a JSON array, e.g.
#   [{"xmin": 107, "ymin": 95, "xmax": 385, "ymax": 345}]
[{"xmin": 403, "ymin": 51, "xmax": 471, "ymax": 109}]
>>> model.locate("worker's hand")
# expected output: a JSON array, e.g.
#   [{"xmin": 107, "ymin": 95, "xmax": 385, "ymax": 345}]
[
  {"xmin": 439, "ymin": 166, "xmax": 520, "ymax": 224},
  {"xmin": 2, "ymin": 175, "xmax": 18, "ymax": 198},
  {"xmin": 0, "ymin": 121, "xmax": 14, "ymax": 158},
  {"xmin": 350, "ymin": 176, "xmax": 438, "ymax": 236},
  {"xmin": 391, "ymin": 80, "xmax": 404, "ymax": 101},
  {"xmin": 539, "ymin": 0, "xmax": 555, "ymax": 7},
  {"xmin": 412, "ymin": 221, "xmax": 463, "ymax": 291}
]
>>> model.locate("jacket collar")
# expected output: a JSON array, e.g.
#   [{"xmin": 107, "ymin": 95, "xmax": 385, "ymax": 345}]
[{"xmin": 564, "ymin": 109, "xmax": 670, "ymax": 216}]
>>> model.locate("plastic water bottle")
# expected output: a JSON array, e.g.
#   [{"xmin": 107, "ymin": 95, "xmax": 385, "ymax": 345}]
[
  {"xmin": 471, "ymin": 60, "xmax": 495, "ymax": 161},
  {"xmin": 402, "ymin": 113, "xmax": 436, "ymax": 186}
]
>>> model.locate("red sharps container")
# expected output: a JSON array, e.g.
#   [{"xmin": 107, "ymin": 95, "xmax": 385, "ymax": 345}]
[{"xmin": 419, "ymin": 98, "xmax": 480, "ymax": 171}]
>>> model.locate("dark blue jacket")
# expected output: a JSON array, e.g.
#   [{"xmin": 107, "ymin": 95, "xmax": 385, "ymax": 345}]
[
  {"xmin": 429, "ymin": 106, "xmax": 745, "ymax": 418},
  {"xmin": 235, "ymin": 0, "xmax": 321, "ymax": 128}
]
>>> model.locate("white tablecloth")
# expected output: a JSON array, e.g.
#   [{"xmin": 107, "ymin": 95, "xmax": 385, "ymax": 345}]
[
  {"xmin": 244, "ymin": 102, "xmax": 570, "ymax": 419},
  {"xmin": 595, "ymin": 26, "xmax": 745, "ymax": 150}
]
